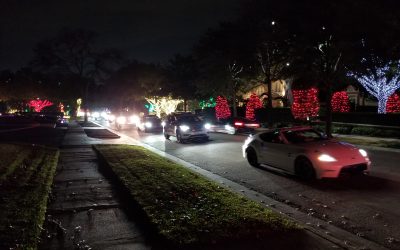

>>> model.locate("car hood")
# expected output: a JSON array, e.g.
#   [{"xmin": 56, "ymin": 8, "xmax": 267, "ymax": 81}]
[{"xmin": 305, "ymin": 139, "xmax": 359, "ymax": 155}]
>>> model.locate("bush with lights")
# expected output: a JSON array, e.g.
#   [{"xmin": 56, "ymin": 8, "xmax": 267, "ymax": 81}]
[
  {"xmin": 291, "ymin": 88, "xmax": 319, "ymax": 120},
  {"xmin": 386, "ymin": 93, "xmax": 400, "ymax": 113},
  {"xmin": 28, "ymin": 99, "xmax": 53, "ymax": 112},
  {"xmin": 215, "ymin": 96, "xmax": 231, "ymax": 119},
  {"xmin": 331, "ymin": 91, "xmax": 350, "ymax": 112},
  {"xmin": 245, "ymin": 93, "xmax": 263, "ymax": 120}
]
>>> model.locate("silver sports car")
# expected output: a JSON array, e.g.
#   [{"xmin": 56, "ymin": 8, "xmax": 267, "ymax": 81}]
[{"xmin": 242, "ymin": 126, "xmax": 371, "ymax": 179}]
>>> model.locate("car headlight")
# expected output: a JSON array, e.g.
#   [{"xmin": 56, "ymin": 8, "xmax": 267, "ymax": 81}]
[
  {"xmin": 161, "ymin": 121, "xmax": 166, "ymax": 127},
  {"xmin": 117, "ymin": 116, "xmax": 126, "ymax": 124},
  {"xmin": 130, "ymin": 115, "xmax": 139, "ymax": 125},
  {"xmin": 179, "ymin": 125, "xmax": 190, "ymax": 132},
  {"xmin": 359, "ymin": 149, "xmax": 368, "ymax": 157},
  {"xmin": 204, "ymin": 123, "xmax": 211, "ymax": 130},
  {"xmin": 318, "ymin": 154, "xmax": 337, "ymax": 162},
  {"xmin": 145, "ymin": 122, "xmax": 152, "ymax": 128}
]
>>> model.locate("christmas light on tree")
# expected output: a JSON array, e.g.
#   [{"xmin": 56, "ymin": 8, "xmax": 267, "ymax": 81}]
[
  {"xmin": 215, "ymin": 96, "xmax": 231, "ymax": 119},
  {"xmin": 291, "ymin": 88, "xmax": 319, "ymax": 120},
  {"xmin": 245, "ymin": 93, "xmax": 263, "ymax": 120},
  {"xmin": 331, "ymin": 91, "xmax": 350, "ymax": 112},
  {"xmin": 350, "ymin": 63, "xmax": 400, "ymax": 114},
  {"xmin": 145, "ymin": 96, "xmax": 183, "ymax": 118},
  {"xmin": 386, "ymin": 93, "xmax": 400, "ymax": 113},
  {"xmin": 28, "ymin": 99, "xmax": 53, "ymax": 112}
]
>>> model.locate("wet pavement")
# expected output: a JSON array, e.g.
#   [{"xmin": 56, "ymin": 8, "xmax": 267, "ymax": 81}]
[{"xmin": 39, "ymin": 122, "xmax": 152, "ymax": 250}]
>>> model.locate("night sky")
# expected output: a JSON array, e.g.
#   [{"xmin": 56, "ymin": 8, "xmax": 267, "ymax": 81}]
[{"xmin": 0, "ymin": 0, "xmax": 241, "ymax": 70}]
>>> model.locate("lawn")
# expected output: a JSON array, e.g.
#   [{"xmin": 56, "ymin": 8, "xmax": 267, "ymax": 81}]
[
  {"xmin": 0, "ymin": 143, "xmax": 59, "ymax": 250},
  {"xmin": 336, "ymin": 137, "xmax": 400, "ymax": 149},
  {"xmin": 94, "ymin": 144, "xmax": 300, "ymax": 249}
]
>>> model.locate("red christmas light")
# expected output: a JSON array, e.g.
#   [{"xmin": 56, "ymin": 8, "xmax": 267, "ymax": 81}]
[
  {"xmin": 215, "ymin": 96, "xmax": 231, "ymax": 119},
  {"xmin": 245, "ymin": 93, "xmax": 263, "ymax": 120},
  {"xmin": 386, "ymin": 93, "xmax": 400, "ymax": 113},
  {"xmin": 28, "ymin": 99, "xmax": 53, "ymax": 112},
  {"xmin": 291, "ymin": 87, "xmax": 319, "ymax": 120},
  {"xmin": 331, "ymin": 91, "xmax": 350, "ymax": 112}
]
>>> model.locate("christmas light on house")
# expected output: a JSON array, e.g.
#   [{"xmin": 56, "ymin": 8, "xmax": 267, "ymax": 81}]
[
  {"xmin": 331, "ymin": 91, "xmax": 350, "ymax": 112},
  {"xmin": 386, "ymin": 93, "xmax": 400, "ymax": 113},
  {"xmin": 245, "ymin": 93, "xmax": 263, "ymax": 120},
  {"xmin": 215, "ymin": 96, "xmax": 231, "ymax": 119},
  {"xmin": 291, "ymin": 88, "xmax": 319, "ymax": 120}
]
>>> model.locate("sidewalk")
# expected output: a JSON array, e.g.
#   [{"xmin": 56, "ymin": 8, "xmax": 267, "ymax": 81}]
[{"xmin": 40, "ymin": 121, "xmax": 152, "ymax": 249}]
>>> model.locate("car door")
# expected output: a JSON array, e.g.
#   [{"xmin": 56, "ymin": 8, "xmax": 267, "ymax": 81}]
[{"xmin": 258, "ymin": 131, "xmax": 290, "ymax": 170}]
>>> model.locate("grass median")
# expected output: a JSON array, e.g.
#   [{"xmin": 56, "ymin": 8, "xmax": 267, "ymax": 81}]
[
  {"xmin": 0, "ymin": 143, "xmax": 59, "ymax": 250},
  {"xmin": 336, "ymin": 137, "xmax": 400, "ymax": 149},
  {"xmin": 94, "ymin": 144, "xmax": 301, "ymax": 249}
]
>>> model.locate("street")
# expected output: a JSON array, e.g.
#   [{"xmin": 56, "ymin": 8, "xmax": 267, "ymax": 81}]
[{"xmin": 101, "ymin": 121, "xmax": 400, "ymax": 249}]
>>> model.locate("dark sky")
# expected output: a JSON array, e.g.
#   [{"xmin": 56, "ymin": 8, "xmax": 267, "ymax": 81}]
[{"xmin": 0, "ymin": 0, "xmax": 241, "ymax": 71}]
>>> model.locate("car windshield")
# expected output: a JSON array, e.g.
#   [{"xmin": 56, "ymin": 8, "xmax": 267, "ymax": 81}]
[
  {"xmin": 283, "ymin": 129, "xmax": 324, "ymax": 144},
  {"xmin": 177, "ymin": 115, "xmax": 201, "ymax": 123}
]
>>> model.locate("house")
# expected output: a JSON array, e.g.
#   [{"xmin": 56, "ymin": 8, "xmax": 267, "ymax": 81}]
[{"xmin": 241, "ymin": 80, "xmax": 288, "ymax": 107}]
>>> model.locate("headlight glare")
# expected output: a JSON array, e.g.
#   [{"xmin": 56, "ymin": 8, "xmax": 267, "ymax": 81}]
[
  {"xmin": 359, "ymin": 149, "xmax": 368, "ymax": 157},
  {"xmin": 318, "ymin": 154, "xmax": 337, "ymax": 162},
  {"xmin": 204, "ymin": 123, "xmax": 211, "ymax": 130},
  {"xmin": 117, "ymin": 116, "xmax": 126, "ymax": 124},
  {"xmin": 145, "ymin": 122, "xmax": 152, "ymax": 128},
  {"xmin": 180, "ymin": 125, "xmax": 190, "ymax": 132}
]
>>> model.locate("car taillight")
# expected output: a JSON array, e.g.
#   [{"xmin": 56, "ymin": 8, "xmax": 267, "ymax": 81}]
[
  {"xmin": 234, "ymin": 122, "xmax": 244, "ymax": 127},
  {"xmin": 246, "ymin": 123, "xmax": 260, "ymax": 128}
]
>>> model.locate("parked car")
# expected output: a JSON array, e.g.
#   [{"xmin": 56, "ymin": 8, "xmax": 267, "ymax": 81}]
[
  {"xmin": 163, "ymin": 112, "xmax": 209, "ymax": 143},
  {"xmin": 209, "ymin": 117, "xmax": 260, "ymax": 135},
  {"xmin": 242, "ymin": 126, "xmax": 371, "ymax": 179},
  {"xmin": 137, "ymin": 115, "xmax": 163, "ymax": 133}
]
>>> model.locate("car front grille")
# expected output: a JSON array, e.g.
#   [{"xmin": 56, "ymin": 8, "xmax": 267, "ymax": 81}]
[{"xmin": 340, "ymin": 163, "xmax": 367, "ymax": 174}]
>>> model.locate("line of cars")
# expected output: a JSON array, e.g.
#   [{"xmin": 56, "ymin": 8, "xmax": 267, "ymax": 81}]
[{"xmin": 92, "ymin": 111, "xmax": 371, "ymax": 180}]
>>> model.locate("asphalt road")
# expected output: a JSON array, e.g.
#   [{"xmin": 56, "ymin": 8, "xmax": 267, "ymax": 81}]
[{"xmin": 101, "ymin": 121, "xmax": 400, "ymax": 249}]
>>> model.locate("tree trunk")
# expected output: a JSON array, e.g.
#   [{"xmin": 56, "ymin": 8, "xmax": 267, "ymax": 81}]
[
  {"xmin": 267, "ymin": 79, "xmax": 273, "ymax": 109},
  {"xmin": 183, "ymin": 99, "xmax": 187, "ymax": 112},
  {"xmin": 377, "ymin": 96, "xmax": 388, "ymax": 114},
  {"xmin": 325, "ymin": 88, "xmax": 333, "ymax": 138},
  {"xmin": 230, "ymin": 80, "xmax": 237, "ymax": 117},
  {"xmin": 84, "ymin": 81, "xmax": 89, "ymax": 123}
]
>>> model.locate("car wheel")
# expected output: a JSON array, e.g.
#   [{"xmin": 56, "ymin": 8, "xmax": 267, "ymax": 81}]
[
  {"xmin": 176, "ymin": 130, "xmax": 184, "ymax": 143},
  {"xmin": 246, "ymin": 148, "xmax": 259, "ymax": 167},
  {"xmin": 164, "ymin": 132, "xmax": 170, "ymax": 139},
  {"xmin": 295, "ymin": 157, "xmax": 316, "ymax": 180}
]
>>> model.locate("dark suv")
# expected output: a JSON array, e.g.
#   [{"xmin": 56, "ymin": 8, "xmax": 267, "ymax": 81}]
[{"xmin": 163, "ymin": 112, "xmax": 209, "ymax": 143}]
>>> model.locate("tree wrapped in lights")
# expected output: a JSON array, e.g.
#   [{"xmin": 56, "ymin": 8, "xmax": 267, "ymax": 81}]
[
  {"xmin": 386, "ymin": 93, "xmax": 400, "ymax": 113},
  {"xmin": 215, "ymin": 96, "xmax": 231, "ymax": 119},
  {"xmin": 331, "ymin": 91, "xmax": 350, "ymax": 112},
  {"xmin": 245, "ymin": 93, "xmax": 263, "ymax": 120},
  {"xmin": 28, "ymin": 99, "xmax": 53, "ymax": 112},
  {"xmin": 350, "ymin": 63, "xmax": 400, "ymax": 114},
  {"xmin": 145, "ymin": 96, "xmax": 183, "ymax": 118},
  {"xmin": 291, "ymin": 88, "xmax": 319, "ymax": 120}
]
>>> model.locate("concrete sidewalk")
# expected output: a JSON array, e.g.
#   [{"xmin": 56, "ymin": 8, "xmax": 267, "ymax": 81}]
[{"xmin": 40, "ymin": 121, "xmax": 152, "ymax": 250}]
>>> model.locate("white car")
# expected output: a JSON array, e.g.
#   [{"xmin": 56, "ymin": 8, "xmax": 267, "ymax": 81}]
[{"xmin": 242, "ymin": 126, "xmax": 371, "ymax": 179}]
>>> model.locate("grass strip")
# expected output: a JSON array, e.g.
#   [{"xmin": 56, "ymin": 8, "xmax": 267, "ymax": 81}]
[
  {"xmin": 336, "ymin": 137, "xmax": 400, "ymax": 149},
  {"xmin": 0, "ymin": 143, "xmax": 59, "ymax": 250},
  {"xmin": 94, "ymin": 144, "xmax": 300, "ymax": 248}
]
